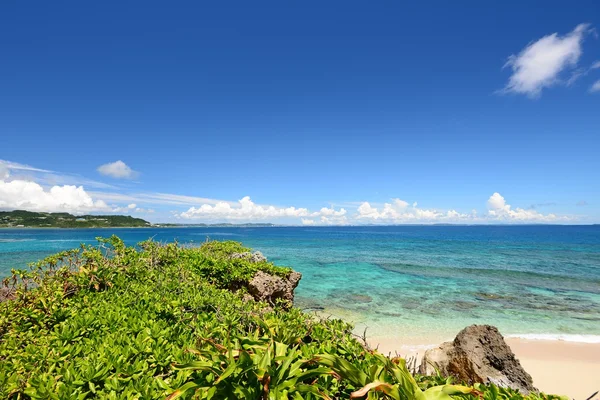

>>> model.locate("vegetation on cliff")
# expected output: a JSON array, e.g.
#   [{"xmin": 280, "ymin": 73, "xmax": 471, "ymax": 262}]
[
  {"xmin": 0, "ymin": 237, "xmax": 566, "ymax": 399},
  {"xmin": 0, "ymin": 210, "xmax": 150, "ymax": 228}
]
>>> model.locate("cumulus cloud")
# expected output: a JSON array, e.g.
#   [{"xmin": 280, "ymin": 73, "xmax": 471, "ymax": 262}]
[
  {"xmin": 355, "ymin": 193, "xmax": 564, "ymax": 224},
  {"xmin": 503, "ymin": 23, "xmax": 591, "ymax": 97},
  {"xmin": 178, "ymin": 196, "xmax": 347, "ymax": 223},
  {"xmin": 589, "ymin": 80, "xmax": 600, "ymax": 93},
  {"xmin": 180, "ymin": 196, "xmax": 311, "ymax": 220},
  {"xmin": 357, "ymin": 198, "xmax": 472, "ymax": 223},
  {"xmin": 486, "ymin": 192, "xmax": 561, "ymax": 221},
  {"xmin": 0, "ymin": 179, "xmax": 111, "ymax": 213},
  {"xmin": 0, "ymin": 164, "xmax": 9, "ymax": 180},
  {"xmin": 97, "ymin": 160, "xmax": 139, "ymax": 179}
]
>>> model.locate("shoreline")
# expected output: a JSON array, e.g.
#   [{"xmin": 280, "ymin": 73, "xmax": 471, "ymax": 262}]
[
  {"xmin": 368, "ymin": 335, "xmax": 600, "ymax": 399},
  {"xmin": 0, "ymin": 226, "xmax": 154, "ymax": 229}
]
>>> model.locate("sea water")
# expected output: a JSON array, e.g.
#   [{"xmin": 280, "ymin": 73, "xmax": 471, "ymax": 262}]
[{"xmin": 1, "ymin": 226, "xmax": 599, "ymax": 343}]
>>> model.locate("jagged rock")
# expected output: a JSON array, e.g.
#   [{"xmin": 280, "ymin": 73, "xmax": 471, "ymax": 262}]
[
  {"xmin": 230, "ymin": 251, "xmax": 268, "ymax": 263},
  {"xmin": 247, "ymin": 271, "xmax": 302, "ymax": 309},
  {"xmin": 250, "ymin": 251, "xmax": 267, "ymax": 263},
  {"xmin": 419, "ymin": 325, "xmax": 536, "ymax": 394}
]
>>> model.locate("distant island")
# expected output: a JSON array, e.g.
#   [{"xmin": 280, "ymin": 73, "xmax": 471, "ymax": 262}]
[{"xmin": 0, "ymin": 210, "xmax": 150, "ymax": 228}]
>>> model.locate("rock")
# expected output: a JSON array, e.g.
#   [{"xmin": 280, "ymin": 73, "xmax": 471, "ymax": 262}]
[
  {"xmin": 250, "ymin": 251, "xmax": 267, "ymax": 263},
  {"xmin": 419, "ymin": 325, "xmax": 536, "ymax": 394},
  {"xmin": 247, "ymin": 271, "xmax": 302, "ymax": 309},
  {"xmin": 230, "ymin": 251, "xmax": 268, "ymax": 263}
]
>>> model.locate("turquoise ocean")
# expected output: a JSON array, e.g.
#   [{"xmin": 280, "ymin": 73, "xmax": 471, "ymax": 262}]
[{"xmin": 1, "ymin": 226, "xmax": 599, "ymax": 344}]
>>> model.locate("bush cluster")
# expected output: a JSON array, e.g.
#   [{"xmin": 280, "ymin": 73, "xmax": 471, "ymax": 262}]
[{"xmin": 0, "ymin": 236, "xmax": 566, "ymax": 399}]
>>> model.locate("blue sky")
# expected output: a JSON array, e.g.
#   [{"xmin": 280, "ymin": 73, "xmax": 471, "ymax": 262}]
[{"xmin": 1, "ymin": 1, "xmax": 599, "ymax": 224}]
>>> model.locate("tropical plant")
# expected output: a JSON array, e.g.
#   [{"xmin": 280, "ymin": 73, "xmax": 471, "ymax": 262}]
[{"xmin": 0, "ymin": 236, "xmax": 568, "ymax": 399}]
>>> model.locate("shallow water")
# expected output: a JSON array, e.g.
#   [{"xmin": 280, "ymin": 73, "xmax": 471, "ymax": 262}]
[{"xmin": 1, "ymin": 225, "xmax": 599, "ymax": 342}]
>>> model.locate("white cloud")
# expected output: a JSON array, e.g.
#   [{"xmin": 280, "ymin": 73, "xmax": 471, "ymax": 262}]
[
  {"xmin": 301, "ymin": 218, "xmax": 317, "ymax": 225},
  {"xmin": 356, "ymin": 193, "xmax": 564, "ymax": 224},
  {"xmin": 128, "ymin": 203, "xmax": 137, "ymax": 209},
  {"xmin": 88, "ymin": 191, "xmax": 238, "ymax": 207},
  {"xmin": 591, "ymin": 61, "xmax": 600, "ymax": 69},
  {"xmin": 180, "ymin": 196, "xmax": 312, "ymax": 220},
  {"xmin": 486, "ymin": 192, "xmax": 561, "ymax": 222},
  {"xmin": 503, "ymin": 24, "xmax": 591, "ymax": 97},
  {"xmin": 317, "ymin": 207, "xmax": 347, "ymax": 217},
  {"xmin": 0, "ymin": 160, "xmax": 52, "ymax": 174},
  {"xmin": 357, "ymin": 198, "xmax": 471, "ymax": 223},
  {"xmin": 0, "ymin": 159, "xmax": 117, "ymax": 190},
  {"xmin": 97, "ymin": 160, "xmax": 139, "ymax": 179},
  {"xmin": 0, "ymin": 179, "xmax": 111, "ymax": 213},
  {"xmin": 178, "ymin": 196, "xmax": 348, "ymax": 223},
  {"xmin": 137, "ymin": 192, "xmax": 235, "ymax": 206},
  {"xmin": 589, "ymin": 80, "xmax": 600, "ymax": 93},
  {"xmin": 37, "ymin": 173, "xmax": 117, "ymax": 190},
  {"xmin": 319, "ymin": 215, "xmax": 349, "ymax": 225},
  {"xmin": 487, "ymin": 192, "xmax": 506, "ymax": 210},
  {"xmin": 0, "ymin": 164, "xmax": 9, "ymax": 180}
]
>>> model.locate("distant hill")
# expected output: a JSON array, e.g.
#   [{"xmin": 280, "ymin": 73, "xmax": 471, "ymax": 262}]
[{"xmin": 0, "ymin": 210, "xmax": 151, "ymax": 228}]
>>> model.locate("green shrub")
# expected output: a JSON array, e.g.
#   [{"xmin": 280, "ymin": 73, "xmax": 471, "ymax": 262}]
[{"xmin": 0, "ymin": 236, "xmax": 567, "ymax": 399}]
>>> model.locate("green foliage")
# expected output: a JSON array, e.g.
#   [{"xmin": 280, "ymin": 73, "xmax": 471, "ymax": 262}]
[
  {"xmin": 0, "ymin": 210, "xmax": 150, "ymax": 228},
  {"xmin": 185, "ymin": 241, "xmax": 291, "ymax": 289},
  {"xmin": 0, "ymin": 236, "xmax": 567, "ymax": 399}
]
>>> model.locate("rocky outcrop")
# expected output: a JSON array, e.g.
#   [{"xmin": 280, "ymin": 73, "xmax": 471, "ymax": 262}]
[
  {"xmin": 230, "ymin": 251, "xmax": 267, "ymax": 263},
  {"xmin": 230, "ymin": 250, "xmax": 302, "ymax": 308},
  {"xmin": 419, "ymin": 325, "xmax": 536, "ymax": 394},
  {"xmin": 247, "ymin": 271, "xmax": 302, "ymax": 309}
]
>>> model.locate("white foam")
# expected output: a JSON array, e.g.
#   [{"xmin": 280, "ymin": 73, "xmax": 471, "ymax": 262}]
[{"xmin": 506, "ymin": 333, "xmax": 600, "ymax": 344}]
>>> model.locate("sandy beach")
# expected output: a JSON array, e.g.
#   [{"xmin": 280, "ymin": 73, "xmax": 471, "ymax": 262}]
[{"xmin": 369, "ymin": 336, "xmax": 600, "ymax": 399}]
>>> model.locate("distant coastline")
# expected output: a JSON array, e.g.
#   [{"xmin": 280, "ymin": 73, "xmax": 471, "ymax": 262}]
[
  {"xmin": 0, "ymin": 210, "xmax": 150, "ymax": 228},
  {"xmin": 0, "ymin": 211, "xmax": 280, "ymax": 229}
]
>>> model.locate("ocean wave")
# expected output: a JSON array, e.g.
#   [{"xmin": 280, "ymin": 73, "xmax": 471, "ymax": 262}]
[
  {"xmin": 42, "ymin": 239, "xmax": 85, "ymax": 242},
  {"xmin": 189, "ymin": 232, "xmax": 242, "ymax": 237},
  {"xmin": 0, "ymin": 238, "xmax": 36, "ymax": 243},
  {"xmin": 506, "ymin": 333, "xmax": 600, "ymax": 343}
]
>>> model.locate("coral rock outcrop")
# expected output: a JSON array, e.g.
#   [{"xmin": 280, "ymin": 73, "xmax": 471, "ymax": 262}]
[{"xmin": 419, "ymin": 325, "xmax": 536, "ymax": 394}]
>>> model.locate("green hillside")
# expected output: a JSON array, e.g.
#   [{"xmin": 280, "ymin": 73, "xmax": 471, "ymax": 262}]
[{"xmin": 0, "ymin": 210, "xmax": 150, "ymax": 228}]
